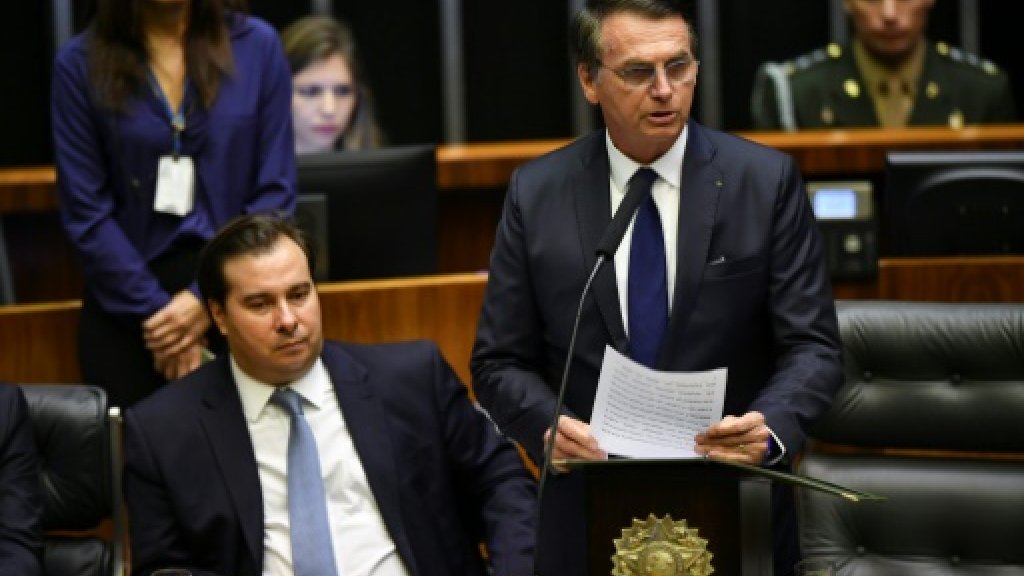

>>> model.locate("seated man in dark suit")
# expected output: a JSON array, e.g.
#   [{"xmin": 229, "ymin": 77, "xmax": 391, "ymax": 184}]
[
  {"xmin": 124, "ymin": 214, "xmax": 536, "ymax": 576},
  {"xmin": 0, "ymin": 383, "xmax": 43, "ymax": 576},
  {"xmin": 751, "ymin": 0, "xmax": 1016, "ymax": 129}
]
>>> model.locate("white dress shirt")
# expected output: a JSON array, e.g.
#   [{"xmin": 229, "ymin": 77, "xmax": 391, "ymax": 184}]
[
  {"xmin": 232, "ymin": 356, "xmax": 410, "ymax": 576},
  {"xmin": 603, "ymin": 127, "xmax": 787, "ymax": 464},
  {"xmin": 606, "ymin": 125, "xmax": 689, "ymax": 333}
]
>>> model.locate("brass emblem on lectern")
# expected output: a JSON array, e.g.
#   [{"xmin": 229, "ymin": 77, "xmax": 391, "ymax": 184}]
[{"xmin": 611, "ymin": 514, "xmax": 713, "ymax": 576}]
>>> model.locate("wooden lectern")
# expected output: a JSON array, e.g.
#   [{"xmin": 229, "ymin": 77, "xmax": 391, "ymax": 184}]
[{"xmin": 568, "ymin": 458, "xmax": 876, "ymax": 576}]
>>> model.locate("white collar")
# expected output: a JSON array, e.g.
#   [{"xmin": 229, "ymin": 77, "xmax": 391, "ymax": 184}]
[
  {"xmin": 606, "ymin": 124, "xmax": 688, "ymax": 193},
  {"xmin": 231, "ymin": 356, "xmax": 331, "ymax": 423}
]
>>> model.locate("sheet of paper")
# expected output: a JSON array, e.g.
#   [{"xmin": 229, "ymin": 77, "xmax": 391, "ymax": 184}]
[{"xmin": 590, "ymin": 345, "xmax": 727, "ymax": 458}]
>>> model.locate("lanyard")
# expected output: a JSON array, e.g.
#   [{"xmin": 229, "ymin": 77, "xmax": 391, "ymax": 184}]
[{"xmin": 147, "ymin": 68, "xmax": 188, "ymax": 160}]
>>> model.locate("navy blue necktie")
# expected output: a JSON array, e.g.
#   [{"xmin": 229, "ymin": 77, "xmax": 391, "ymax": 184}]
[
  {"xmin": 627, "ymin": 168, "xmax": 668, "ymax": 367},
  {"xmin": 270, "ymin": 388, "xmax": 339, "ymax": 576}
]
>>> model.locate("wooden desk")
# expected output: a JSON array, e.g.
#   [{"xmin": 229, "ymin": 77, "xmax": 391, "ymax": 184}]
[
  {"xmin": 6, "ymin": 125, "xmax": 1024, "ymax": 214},
  {"xmin": 439, "ymin": 124, "xmax": 1024, "ymax": 186},
  {"xmin": 0, "ymin": 166, "xmax": 55, "ymax": 214},
  {"xmin": 742, "ymin": 124, "xmax": 1024, "ymax": 176},
  {"xmin": 4, "ymin": 126, "xmax": 1024, "ymax": 299}
]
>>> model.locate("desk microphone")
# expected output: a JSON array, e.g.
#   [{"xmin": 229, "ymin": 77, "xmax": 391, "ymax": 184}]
[{"xmin": 532, "ymin": 173, "xmax": 654, "ymax": 575}]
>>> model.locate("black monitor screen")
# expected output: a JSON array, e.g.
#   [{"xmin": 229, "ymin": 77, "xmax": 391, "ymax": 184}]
[
  {"xmin": 884, "ymin": 150, "xmax": 1024, "ymax": 256},
  {"xmin": 296, "ymin": 145, "xmax": 438, "ymax": 281}
]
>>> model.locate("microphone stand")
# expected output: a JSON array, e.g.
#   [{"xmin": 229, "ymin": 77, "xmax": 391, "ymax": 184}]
[
  {"xmin": 532, "ymin": 253, "xmax": 606, "ymax": 575},
  {"xmin": 531, "ymin": 172, "xmax": 654, "ymax": 575}
]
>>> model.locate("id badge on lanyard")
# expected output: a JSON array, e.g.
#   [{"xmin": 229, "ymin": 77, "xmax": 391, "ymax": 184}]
[{"xmin": 150, "ymin": 71, "xmax": 194, "ymax": 217}]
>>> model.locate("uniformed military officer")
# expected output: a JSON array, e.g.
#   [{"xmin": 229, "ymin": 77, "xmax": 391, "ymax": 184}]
[{"xmin": 751, "ymin": 0, "xmax": 1016, "ymax": 130}]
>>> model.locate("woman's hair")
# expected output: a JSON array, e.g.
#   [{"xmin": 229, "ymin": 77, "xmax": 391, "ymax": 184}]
[
  {"xmin": 88, "ymin": 0, "xmax": 247, "ymax": 111},
  {"xmin": 281, "ymin": 15, "xmax": 384, "ymax": 150}
]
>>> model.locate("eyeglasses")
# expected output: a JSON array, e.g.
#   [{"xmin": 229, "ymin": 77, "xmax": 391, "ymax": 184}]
[
  {"xmin": 599, "ymin": 56, "xmax": 698, "ymax": 89},
  {"xmin": 295, "ymin": 84, "xmax": 354, "ymax": 99}
]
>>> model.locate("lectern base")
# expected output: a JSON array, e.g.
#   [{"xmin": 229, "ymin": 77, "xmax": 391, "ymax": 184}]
[{"xmin": 581, "ymin": 459, "xmax": 773, "ymax": 576}]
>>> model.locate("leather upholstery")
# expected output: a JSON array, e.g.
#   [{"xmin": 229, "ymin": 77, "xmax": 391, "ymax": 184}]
[
  {"xmin": 21, "ymin": 384, "xmax": 113, "ymax": 576},
  {"xmin": 797, "ymin": 301, "xmax": 1024, "ymax": 576}
]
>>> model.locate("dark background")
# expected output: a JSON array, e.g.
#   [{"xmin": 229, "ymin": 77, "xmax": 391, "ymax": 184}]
[{"xmin": 5, "ymin": 0, "xmax": 1023, "ymax": 167}]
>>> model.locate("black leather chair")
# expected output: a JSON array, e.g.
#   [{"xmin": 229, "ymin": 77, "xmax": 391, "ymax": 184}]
[
  {"xmin": 20, "ymin": 384, "xmax": 125, "ymax": 576},
  {"xmin": 797, "ymin": 301, "xmax": 1024, "ymax": 576}
]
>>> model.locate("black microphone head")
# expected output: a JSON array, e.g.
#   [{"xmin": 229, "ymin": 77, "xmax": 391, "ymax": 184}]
[{"xmin": 595, "ymin": 168, "xmax": 657, "ymax": 258}]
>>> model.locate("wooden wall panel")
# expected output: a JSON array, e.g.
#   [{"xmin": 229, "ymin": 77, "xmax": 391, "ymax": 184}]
[
  {"xmin": 1, "ymin": 274, "xmax": 488, "ymax": 387},
  {"xmin": 877, "ymin": 256, "xmax": 1024, "ymax": 303},
  {"xmin": 5, "ymin": 260, "xmax": 1024, "ymax": 388},
  {"xmin": 0, "ymin": 300, "xmax": 81, "ymax": 383}
]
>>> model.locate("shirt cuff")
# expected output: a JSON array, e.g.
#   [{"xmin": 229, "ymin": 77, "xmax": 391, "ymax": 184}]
[{"xmin": 763, "ymin": 426, "xmax": 787, "ymax": 466}]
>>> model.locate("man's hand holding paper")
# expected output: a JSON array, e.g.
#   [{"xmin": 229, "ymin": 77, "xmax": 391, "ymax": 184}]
[
  {"xmin": 694, "ymin": 411, "xmax": 771, "ymax": 465},
  {"xmin": 589, "ymin": 346, "xmax": 727, "ymax": 459},
  {"xmin": 544, "ymin": 416, "xmax": 608, "ymax": 472}
]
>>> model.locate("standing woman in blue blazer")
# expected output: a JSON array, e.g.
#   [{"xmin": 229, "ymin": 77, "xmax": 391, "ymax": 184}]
[{"xmin": 51, "ymin": 0, "xmax": 297, "ymax": 408}]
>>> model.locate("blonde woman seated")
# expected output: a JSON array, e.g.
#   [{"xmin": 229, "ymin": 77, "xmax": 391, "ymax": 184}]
[{"xmin": 282, "ymin": 16, "xmax": 385, "ymax": 153}]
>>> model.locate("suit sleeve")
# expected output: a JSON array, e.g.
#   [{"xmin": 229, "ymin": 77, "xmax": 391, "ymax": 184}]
[
  {"xmin": 124, "ymin": 409, "xmax": 226, "ymax": 576},
  {"xmin": 244, "ymin": 22, "xmax": 297, "ymax": 217},
  {"xmin": 0, "ymin": 386, "xmax": 43, "ymax": 576},
  {"xmin": 431, "ymin": 346, "xmax": 536, "ymax": 576},
  {"xmin": 51, "ymin": 45, "xmax": 171, "ymax": 320},
  {"xmin": 750, "ymin": 154, "xmax": 843, "ymax": 456},
  {"xmin": 471, "ymin": 169, "xmax": 565, "ymax": 462}
]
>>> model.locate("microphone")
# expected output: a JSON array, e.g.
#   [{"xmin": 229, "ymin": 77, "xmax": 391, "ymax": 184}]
[
  {"xmin": 595, "ymin": 170, "xmax": 657, "ymax": 259},
  {"xmin": 532, "ymin": 172, "xmax": 654, "ymax": 575}
]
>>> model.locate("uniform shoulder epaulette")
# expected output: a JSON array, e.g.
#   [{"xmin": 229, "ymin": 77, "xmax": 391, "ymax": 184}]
[
  {"xmin": 934, "ymin": 41, "xmax": 1002, "ymax": 75},
  {"xmin": 781, "ymin": 43, "xmax": 842, "ymax": 76}
]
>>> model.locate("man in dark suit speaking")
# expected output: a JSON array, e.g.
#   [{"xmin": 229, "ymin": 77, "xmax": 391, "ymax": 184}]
[
  {"xmin": 124, "ymin": 214, "xmax": 535, "ymax": 576},
  {"xmin": 471, "ymin": 1, "xmax": 843, "ymax": 575}
]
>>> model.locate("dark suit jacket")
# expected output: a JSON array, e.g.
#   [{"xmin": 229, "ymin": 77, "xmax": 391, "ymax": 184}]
[
  {"xmin": 0, "ymin": 383, "xmax": 43, "ymax": 576},
  {"xmin": 751, "ymin": 41, "xmax": 1017, "ymax": 129},
  {"xmin": 125, "ymin": 340, "xmax": 535, "ymax": 576},
  {"xmin": 471, "ymin": 122, "xmax": 843, "ymax": 576}
]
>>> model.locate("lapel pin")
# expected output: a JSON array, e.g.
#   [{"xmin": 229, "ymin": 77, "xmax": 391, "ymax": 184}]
[
  {"xmin": 844, "ymin": 79, "xmax": 861, "ymax": 99},
  {"xmin": 948, "ymin": 109, "xmax": 964, "ymax": 129},
  {"xmin": 821, "ymin": 106, "xmax": 835, "ymax": 126}
]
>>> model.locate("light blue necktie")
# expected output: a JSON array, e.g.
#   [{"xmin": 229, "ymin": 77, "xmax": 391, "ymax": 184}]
[
  {"xmin": 627, "ymin": 167, "xmax": 668, "ymax": 368},
  {"xmin": 270, "ymin": 388, "xmax": 339, "ymax": 576}
]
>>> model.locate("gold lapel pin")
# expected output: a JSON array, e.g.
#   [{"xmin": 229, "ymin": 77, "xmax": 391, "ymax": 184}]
[
  {"xmin": 948, "ymin": 109, "xmax": 964, "ymax": 130},
  {"xmin": 821, "ymin": 106, "xmax": 835, "ymax": 126},
  {"xmin": 844, "ymin": 79, "xmax": 861, "ymax": 99}
]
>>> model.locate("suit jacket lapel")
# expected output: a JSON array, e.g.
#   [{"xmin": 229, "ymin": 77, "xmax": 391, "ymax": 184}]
[
  {"xmin": 199, "ymin": 360, "xmax": 264, "ymax": 570},
  {"xmin": 574, "ymin": 134, "xmax": 630, "ymax": 352},
  {"xmin": 658, "ymin": 122, "xmax": 722, "ymax": 366},
  {"xmin": 321, "ymin": 343, "xmax": 420, "ymax": 575}
]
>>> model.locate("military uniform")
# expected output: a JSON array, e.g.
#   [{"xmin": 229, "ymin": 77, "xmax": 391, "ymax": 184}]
[{"xmin": 751, "ymin": 41, "xmax": 1017, "ymax": 130}]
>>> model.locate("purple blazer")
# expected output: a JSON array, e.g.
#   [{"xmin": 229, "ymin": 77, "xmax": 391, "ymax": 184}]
[{"xmin": 51, "ymin": 14, "xmax": 297, "ymax": 320}]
